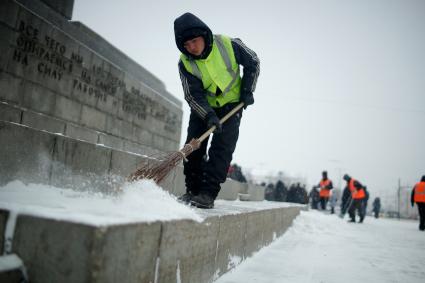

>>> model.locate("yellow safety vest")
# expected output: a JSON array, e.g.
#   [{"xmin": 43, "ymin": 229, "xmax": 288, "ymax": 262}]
[{"xmin": 180, "ymin": 34, "xmax": 242, "ymax": 108}]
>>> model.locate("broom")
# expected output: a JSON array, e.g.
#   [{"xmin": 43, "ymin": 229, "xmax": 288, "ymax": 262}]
[{"xmin": 127, "ymin": 102, "xmax": 244, "ymax": 184}]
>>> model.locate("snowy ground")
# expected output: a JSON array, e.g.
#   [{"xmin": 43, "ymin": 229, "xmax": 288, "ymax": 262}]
[
  {"xmin": 216, "ymin": 210, "xmax": 425, "ymax": 283},
  {"xmin": 2, "ymin": 182, "xmax": 422, "ymax": 282}
]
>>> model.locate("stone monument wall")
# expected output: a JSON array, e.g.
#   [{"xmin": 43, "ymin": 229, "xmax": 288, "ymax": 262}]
[{"xmin": 0, "ymin": 0, "xmax": 182, "ymax": 158}]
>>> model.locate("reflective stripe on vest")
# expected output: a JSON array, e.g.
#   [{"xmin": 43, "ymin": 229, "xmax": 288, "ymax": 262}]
[
  {"xmin": 319, "ymin": 179, "xmax": 331, "ymax": 198},
  {"xmin": 181, "ymin": 34, "xmax": 241, "ymax": 107},
  {"xmin": 414, "ymin": 182, "xmax": 425, "ymax": 203},
  {"xmin": 349, "ymin": 179, "xmax": 365, "ymax": 199}
]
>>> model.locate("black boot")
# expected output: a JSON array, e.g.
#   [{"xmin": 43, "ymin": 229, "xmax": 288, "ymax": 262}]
[
  {"xmin": 348, "ymin": 218, "xmax": 356, "ymax": 223},
  {"xmin": 190, "ymin": 192, "xmax": 215, "ymax": 209},
  {"xmin": 177, "ymin": 192, "xmax": 195, "ymax": 204}
]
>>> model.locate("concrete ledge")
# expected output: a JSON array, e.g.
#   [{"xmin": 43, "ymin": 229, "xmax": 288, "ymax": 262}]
[
  {"xmin": 0, "ymin": 120, "xmax": 263, "ymax": 202},
  {"xmin": 1, "ymin": 203, "xmax": 302, "ymax": 283}
]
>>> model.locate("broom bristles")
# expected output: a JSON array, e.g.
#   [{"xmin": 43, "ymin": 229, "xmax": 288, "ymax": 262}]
[{"xmin": 128, "ymin": 139, "xmax": 200, "ymax": 184}]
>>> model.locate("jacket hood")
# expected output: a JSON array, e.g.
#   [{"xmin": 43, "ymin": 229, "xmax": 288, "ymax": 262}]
[
  {"xmin": 343, "ymin": 174, "xmax": 351, "ymax": 182},
  {"xmin": 174, "ymin": 12, "xmax": 213, "ymax": 59}
]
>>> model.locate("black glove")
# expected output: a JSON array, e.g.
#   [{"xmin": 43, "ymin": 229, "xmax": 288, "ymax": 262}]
[
  {"xmin": 206, "ymin": 112, "xmax": 222, "ymax": 134},
  {"xmin": 240, "ymin": 91, "xmax": 254, "ymax": 109}
]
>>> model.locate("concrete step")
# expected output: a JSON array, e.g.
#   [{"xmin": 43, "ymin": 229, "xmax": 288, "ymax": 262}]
[{"xmin": 0, "ymin": 203, "xmax": 303, "ymax": 283}]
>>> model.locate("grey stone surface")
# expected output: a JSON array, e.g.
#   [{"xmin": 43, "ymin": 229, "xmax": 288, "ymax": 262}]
[
  {"xmin": 1, "ymin": 0, "xmax": 182, "ymax": 155},
  {"xmin": 163, "ymin": 165, "xmax": 185, "ymax": 195},
  {"xmin": 244, "ymin": 211, "xmax": 266, "ymax": 258},
  {"xmin": 65, "ymin": 122, "xmax": 98, "ymax": 143},
  {"xmin": 109, "ymin": 150, "xmax": 142, "ymax": 179},
  {"xmin": 0, "ymin": 20, "xmax": 16, "ymax": 72},
  {"xmin": 122, "ymin": 140, "xmax": 154, "ymax": 156},
  {"xmin": 39, "ymin": 0, "xmax": 74, "ymax": 20},
  {"xmin": 218, "ymin": 179, "xmax": 243, "ymax": 200},
  {"xmin": 50, "ymin": 136, "xmax": 112, "ymax": 191},
  {"xmin": 89, "ymin": 222, "xmax": 161, "ymax": 283},
  {"xmin": 21, "ymin": 81, "xmax": 57, "ymax": 115},
  {"xmin": 3, "ymin": 203, "xmax": 303, "ymax": 283},
  {"xmin": 0, "ymin": 121, "xmax": 53, "ymax": 186},
  {"xmin": 13, "ymin": 216, "xmax": 94, "ymax": 283},
  {"xmin": 98, "ymin": 133, "xmax": 124, "ymax": 151},
  {"xmin": 261, "ymin": 210, "xmax": 278, "ymax": 246},
  {"xmin": 157, "ymin": 218, "xmax": 220, "ymax": 283},
  {"xmin": 22, "ymin": 110, "xmax": 65, "ymax": 134},
  {"xmin": 0, "ymin": 120, "xmax": 256, "ymax": 201},
  {"xmin": 0, "ymin": 102, "xmax": 22, "ymax": 123},
  {"xmin": 0, "ymin": 0, "xmax": 19, "ymax": 29},
  {"xmin": 247, "ymin": 183, "xmax": 266, "ymax": 201},
  {"xmin": 133, "ymin": 126, "xmax": 154, "ymax": 148},
  {"xmin": 13, "ymin": 215, "xmax": 162, "ymax": 283},
  {"xmin": 54, "ymin": 95, "xmax": 82, "ymax": 124},
  {"xmin": 0, "ymin": 72, "xmax": 24, "ymax": 105},
  {"xmin": 215, "ymin": 213, "xmax": 247, "ymax": 278}
]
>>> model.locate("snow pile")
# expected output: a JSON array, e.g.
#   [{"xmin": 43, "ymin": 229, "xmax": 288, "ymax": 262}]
[
  {"xmin": 0, "ymin": 180, "xmax": 204, "ymax": 225},
  {"xmin": 216, "ymin": 210, "xmax": 425, "ymax": 283}
]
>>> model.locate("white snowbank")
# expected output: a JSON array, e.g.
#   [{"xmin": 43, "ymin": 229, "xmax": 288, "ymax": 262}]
[
  {"xmin": 216, "ymin": 210, "xmax": 425, "ymax": 283},
  {"xmin": 0, "ymin": 180, "xmax": 203, "ymax": 225}
]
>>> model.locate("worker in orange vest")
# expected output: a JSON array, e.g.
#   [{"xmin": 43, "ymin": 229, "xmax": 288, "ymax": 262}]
[
  {"xmin": 317, "ymin": 171, "xmax": 333, "ymax": 210},
  {"xmin": 411, "ymin": 175, "xmax": 425, "ymax": 231},
  {"xmin": 343, "ymin": 174, "xmax": 366, "ymax": 223}
]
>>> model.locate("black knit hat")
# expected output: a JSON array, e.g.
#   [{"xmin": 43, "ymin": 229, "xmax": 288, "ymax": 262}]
[{"xmin": 180, "ymin": 27, "xmax": 208, "ymax": 42}]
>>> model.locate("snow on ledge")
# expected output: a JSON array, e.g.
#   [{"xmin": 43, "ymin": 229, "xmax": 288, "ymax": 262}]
[
  {"xmin": 0, "ymin": 180, "xmax": 203, "ymax": 225},
  {"xmin": 0, "ymin": 180, "xmax": 303, "ymax": 226}
]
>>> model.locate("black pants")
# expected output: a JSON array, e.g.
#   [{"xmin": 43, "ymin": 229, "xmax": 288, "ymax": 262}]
[
  {"xmin": 349, "ymin": 199, "xmax": 365, "ymax": 222},
  {"xmin": 417, "ymin": 203, "xmax": 425, "ymax": 230},
  {"xmin": 183, "ymin": 103, "xmax": 242, "ymax": 198},
  {"xmin": 320, "ymin": 197, "xmax": 328, "ymax": 210},
  {"xmin": 374, "ymin": 210, "xmax": 380, "ymax": 218}
]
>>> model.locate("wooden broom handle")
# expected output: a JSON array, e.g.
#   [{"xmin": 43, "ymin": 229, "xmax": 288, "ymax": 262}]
[{"xmin": 196, "ymin": 102, "xmax": 244, "ymax": 143}]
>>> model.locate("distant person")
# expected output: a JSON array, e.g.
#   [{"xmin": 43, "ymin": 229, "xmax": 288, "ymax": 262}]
[
  {"xmin": 340, "ymin": 185, "xmax": 352, "ymax": 217},
  {"xmin": 301, "ymin": 184, "xmax": 309, "ymax": 204},
  {"xmin": 309, "ymin": 186, "xmax": 320, "ymax": 209},
  {"xmin": 174, "ymin": 12, "xmax": 260, "ymax": 208},
  {"xmin": 317, "ymin": 171, "xmax": 333, "ymax": 210},
  {"xmin": 228, "ymin": 163, "xmax": 247, "ymax": 183},
  {"xmin": 343, "ymin": 174, "xmax": 366, "ymax": 223},
  {"xmin": 287, "ymin": 183, "xmax": 308, "ymax": 204},
  {"xmin": 362, "ymin": 186, "xmax": 370, "ymax": 220},
  {"xmin": 372, "ymin": 197, "xmax": 381, "ymax": 218},
  {"xmin": 411, "ymin": 175, "xmax": 425, "ymax": 231},
  {"xmin": 265, "ymin": 183, "xmax": 275, "ymax": 201},
  {"xmin": 274, "ymin": 180, "xmax": 288, "ymax": 202}
]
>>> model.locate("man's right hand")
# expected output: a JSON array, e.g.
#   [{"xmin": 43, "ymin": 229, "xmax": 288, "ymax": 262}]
[{"xmin": 206, "ymin": 113, "xmax": 222, "ymax": 134}]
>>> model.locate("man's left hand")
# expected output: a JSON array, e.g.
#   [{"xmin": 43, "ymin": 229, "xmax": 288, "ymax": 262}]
[{"xmin": 240, "ymin": 91, "xmax": 254, "ymax": 109}]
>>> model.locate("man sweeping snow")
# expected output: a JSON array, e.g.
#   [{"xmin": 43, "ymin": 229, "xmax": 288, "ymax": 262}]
[{"xmin": 174, "ymin": 12, "xmax": 260, "ymax": 208}]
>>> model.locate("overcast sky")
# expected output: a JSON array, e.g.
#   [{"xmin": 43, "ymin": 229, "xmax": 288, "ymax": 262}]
[{"xmin": 73, "ymin": 0, "xmax": 425, "ymax": 196}]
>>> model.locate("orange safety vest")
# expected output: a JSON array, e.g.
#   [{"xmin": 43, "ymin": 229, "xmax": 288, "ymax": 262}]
[
  {"xmin": 349, "ymin": 179, "xmax": 365, "ymax": 200},
  {"xmin": 414, "ymin": 182, "xmax": 425, "ymax": 203},
  {"xmin": 319, "ymin": 179, "xmax": 331, "ymax": 198}
]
